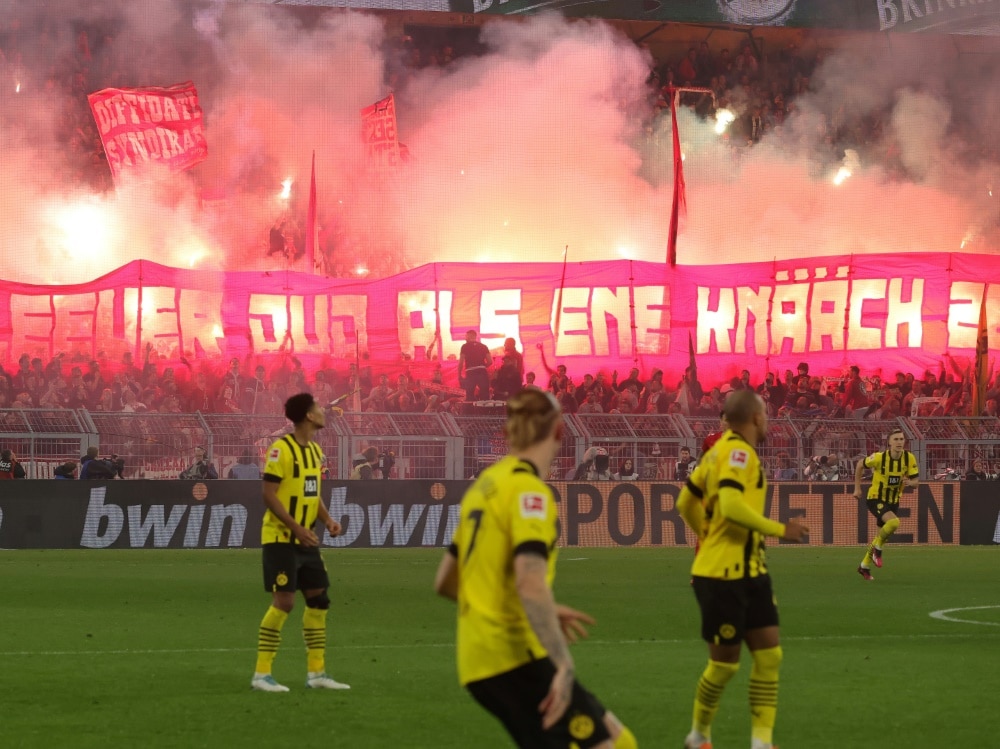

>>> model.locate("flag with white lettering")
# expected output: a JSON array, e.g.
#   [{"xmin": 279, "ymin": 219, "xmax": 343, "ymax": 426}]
[
  {"xmin": 361, "ymin": 93, "xmax": 400, "ymax": 168},
  {"xmin": 87, "ymin": 81, "xmax": 208, "ymax": 183}
]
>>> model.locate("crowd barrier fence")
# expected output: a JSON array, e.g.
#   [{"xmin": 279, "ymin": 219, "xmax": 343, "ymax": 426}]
[{"xmin": 3, "ymin": 409, "xmax": 1000, "ymax": 481}]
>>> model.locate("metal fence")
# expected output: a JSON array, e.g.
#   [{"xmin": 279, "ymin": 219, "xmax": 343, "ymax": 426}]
[{"xmin": 3, "ymin": 409, "xmax": 1000, "ymax": 480}]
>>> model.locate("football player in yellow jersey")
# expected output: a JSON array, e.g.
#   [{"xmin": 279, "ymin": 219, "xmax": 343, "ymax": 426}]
[
  {"xmin": 677, "ymin": 390, "xmax": 809, "ymax": 749},
  {"xmin": 434, "ymin": 388, "xmax": 637, "ymax": 749},
  {"xmin": 251, "ymin": 393, "xmax": 350, "ymax": 693},
  {"xmin": 853, "ymin": 428, "xmax": 920, "ymax": 580}
]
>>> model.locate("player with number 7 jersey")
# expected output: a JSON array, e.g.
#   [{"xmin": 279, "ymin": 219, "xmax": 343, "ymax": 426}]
[
  {"xmin": 451, "ymin": 454, "xmax": 560, "ymax": 684},
  {"xmin": 434, "ymin": 388, "xmax": 636, "ymax": 749}
]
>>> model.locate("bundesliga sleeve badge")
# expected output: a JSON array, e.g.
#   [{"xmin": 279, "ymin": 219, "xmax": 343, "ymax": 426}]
[
  {"xmin": 729, "ymin": 449, "xmax": 749, "ymax": 468},
  {"xmin": 519, "ymin": 492, "xmax": 547, "ymax": 519}
]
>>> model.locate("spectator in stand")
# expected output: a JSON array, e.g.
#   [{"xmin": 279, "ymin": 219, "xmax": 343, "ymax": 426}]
[
  {"xmin": 312, "ymin": 371, "xmax": 335, "ymax": 406},
  {"xmin": 613, "ymin": 367, "xmax": 643, "ymax": 394},
  {"xmin": 0, "ymin": 448, "xmax": 26, "ymax": 479},
  {"xmin": 642, "ymin": 378, "xmax": 668, "ymax": 414},
  {"xmin": 53, "ymin": 461, "xmax": 78, "ymax": 479},
  {"xmin": 965, "ymin": 459, "xmax": 990, "ymax": 481},
  {"xmin": 458, "ymin": 330, "xmax": 492, "ymax": 401},
  {"xmin": 774, "ymin": 452, "xmax": 797, "ymax": 480},
  {"xmin": 363, "ymin": 374, "xmax": 392, "ymax": 412},
  {"xmin": 677, "ymin": 366, "xmax": 704, "ymax": 415},
  {"xmin": 244, "ymin": 365, "xmax": 268, "ymax": 413},
  {"xmin": 675, "ymin": 446, "xmax": 696, "ymax": 481},
  {"xmin": 501, "ymin": 337, "xmax": 524, "ymax": 382},
  {"xmin": 179, "ymin": 445, "xmax": 219, "ymax": 480},
  {"xmin": 702, "ymin": 411, "xmax": 727, "ymax": 454},
  {"xmin": 548, "ymin": 365, "xmax": 571, "ymax": 396},
  {"xmin": 218, "ymin": 386, "xmax": 243, "ymax": 414},
  {"xmin": 80, "ymin": 446, "xmax": 117, "ymax": 479},
  {"xmin": 578, "ymin": 389, "xmax": 604, "ymax": 414},
  {"xmin": 613, "ymin": 458, "xmax": 639, "ymax": 481},
  {"xmin": 492, "ymin": 355, "xmax": 523, "ymax": 401},
  {"xmin": 228, "ymin": 451, "xmax": 262, "ymax": 480},
  {"xmin": 350, "ymin": 447, "xmax": 380, "ymax": 480},
  {"xmin": 525, "ymin": 371, "xmax": 538, "ymax": 388},
  {"xmin": 611, "ymin": 384, "xmax": 639, "ymax": 414},
  {"xmin": 574, "ymin": 373, "xmax": 597, "ymax": 404},
  {"xmin": 843, "ymin": 366, "xmax": 870, "ymax": 413},
  {"xmin": 678, "ymin": 47, "xmax": 698, "ymax": 85},
  {"xmin": 556, "ymin": 379, "xmax": 579, "ymax": 414}
]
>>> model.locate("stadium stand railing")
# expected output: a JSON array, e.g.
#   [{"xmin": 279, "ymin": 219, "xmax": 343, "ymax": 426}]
[
  {"xmin": 3, "ymin": 409, "xmax": 1000, "ymax": 480},
  {"xmin": 0, "ymin": 408, "xmax": 92, "ymax": 478}
]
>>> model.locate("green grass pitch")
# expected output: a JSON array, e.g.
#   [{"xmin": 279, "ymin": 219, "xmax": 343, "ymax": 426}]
[{"xmin": 1, "ymin": 546, "xmax": 997, "ymax": 748}]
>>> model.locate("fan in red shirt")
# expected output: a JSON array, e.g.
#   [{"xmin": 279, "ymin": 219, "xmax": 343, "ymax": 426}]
[{"xmin": 701, "ymin": 411, "xmax": 728, "ymax": 455}]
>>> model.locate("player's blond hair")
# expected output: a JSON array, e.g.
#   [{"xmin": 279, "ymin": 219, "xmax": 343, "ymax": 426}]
[{"xmin": 505, "ymin": 388, "xmax": 561, "ymax": 451}]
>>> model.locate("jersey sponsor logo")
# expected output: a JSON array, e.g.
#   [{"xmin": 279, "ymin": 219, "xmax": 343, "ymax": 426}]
[
  {"xmin": 729, "ymin": 449, "xmax": 749, "ymax": 468},
  {"xmin": 268, "ymin": 447, "xmax": 281, "ymax": 461},
  {"xmin": 887, "ymin": 475, "xmax": 901, "ymax": 486},
  {"xmin": 569, "ymin": 715, "xmax": 595, "ymax": 740},
  {"xmin": 520, "ymin": 492, "xmax": 547, "ymax": 519},
  {"xmin": 304, "ymin": 476, "xmax": 318, "ymax": 497}
]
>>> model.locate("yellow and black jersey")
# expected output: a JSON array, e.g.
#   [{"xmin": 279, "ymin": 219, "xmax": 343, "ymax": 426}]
[
  {"xmin": 449, "ymin": 454, "xmax": 559, "ymax": 685},
  {"xmin": 864, "ymin": 450, "xmax": 918, "ymax": 505},
  {"xmin": 680, "ymin": 431, "xmax": 784, "ymax": 580},
  {"xmin": 261, "ymin": 435, "xmax": 325, "ymax": 545}
]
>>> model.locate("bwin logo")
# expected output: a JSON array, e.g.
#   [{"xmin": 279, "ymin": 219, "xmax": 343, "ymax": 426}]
[
  {"xmin": 80, "ymin": 487, "xmax": 248, "ymax": 548},
  {"xmin": 716, "ymin": 0, "xmax": 798, "ymax": 26}
]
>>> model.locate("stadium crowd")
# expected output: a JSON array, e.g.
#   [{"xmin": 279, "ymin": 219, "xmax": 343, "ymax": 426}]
[{"xmin": 3, "ymin": 342, "xmax": 1000, "ymax": 420}]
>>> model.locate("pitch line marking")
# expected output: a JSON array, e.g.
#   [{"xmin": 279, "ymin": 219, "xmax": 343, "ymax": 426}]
[
  {"xmin": 2, "ymin": 631, "xmax": 997, "ymax": 658},
  {"xmin": 929, "ymin": 605, "xmax": 1000, "ymax": 626}
]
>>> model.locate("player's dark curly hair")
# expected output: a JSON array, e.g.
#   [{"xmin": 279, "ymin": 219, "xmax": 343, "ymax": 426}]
[
  {"xmin": 284, "ymin": 392, "xmax": 316, "ymax": 424},
  {"xmin": 505, "ymin": 388, "xmax": 561, "ymax": 451}
]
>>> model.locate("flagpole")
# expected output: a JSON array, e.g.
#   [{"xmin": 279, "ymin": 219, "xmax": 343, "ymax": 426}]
[
  {"xmin": 665, "ymin": 86, "xmax": 714, "ymax": 267},
  {"xmin": 305, "ymin": 150, "xmax": 317, "ymax": 275},
  {"xmin": 554, "ymin": 244, "xmax": 569, "ymax": 352}
]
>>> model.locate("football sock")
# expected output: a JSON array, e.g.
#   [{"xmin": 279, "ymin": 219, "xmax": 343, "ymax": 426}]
[
  {"xmin": 692, "ymin": 659, "xmax": 740, "ymax": 738},
  {"xmin": 255, "ymin": 605, "xmax": 288, "ymax": 675},
  {"xmin": 863, "ymin": 517, "xmax": 900, "ymax": 565},
  {"xmin": 613, "ymin": 725, "xmax": 637, "ymax": 749},
  {"xmin": 749, "ymin": 646, "xmax": 782, "ymax": 747},
  {"xmin": 877, "ymin": 517, "xmax": 900, "ymax": 546},
  {"xmin": 303, "ymin": 606, "xmax": 327, "ymax": 674}
]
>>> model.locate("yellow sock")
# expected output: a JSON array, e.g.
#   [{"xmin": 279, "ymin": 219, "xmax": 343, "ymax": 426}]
[
  {"xmin": 614, "ymin": 725, "xmax": 637, "ymax": 749},
  {"xmin": 693, "ymin": 659, "xmax": 740, "ymax": 738},
  {"xmin": 749, "ymin": 646, "xmax": 782, "ymax": 746},
  {"xmin": 877, "ymin": 517, "xmax": 900, "ymax": 547},
  {"xmin": 255, "ymin": 605, "xmax": 288, "ymax": 675},
  {"xmin": 303, "ymin": 606, "xmax": 327, "ymax": 674}
]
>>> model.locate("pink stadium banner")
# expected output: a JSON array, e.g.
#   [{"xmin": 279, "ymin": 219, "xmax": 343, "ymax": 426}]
[
  {"xmin": 0, "ymin": 253, "xmax": 997, "ymax": 382},
  {"xmin": 87, "ymin": 81, "xmax": 208, "ymax": 182}
]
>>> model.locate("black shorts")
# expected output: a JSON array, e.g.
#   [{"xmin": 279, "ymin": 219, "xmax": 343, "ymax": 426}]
[
  {"xmin": 466, "ymin": 658, "xmax": 611, "ymax": 749},
  {"xmin": 261, "ymin": 542, "xmax": 329, "ymax": 592},
  {"xmin": 866, "ymin": 498, "xmax": 899, "ymax": 527},
  {"xmin": 692, "ymin": 574, "xmax": 779, "ymax": 645}
]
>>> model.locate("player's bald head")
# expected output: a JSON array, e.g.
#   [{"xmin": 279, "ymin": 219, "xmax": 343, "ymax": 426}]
[{"xmin": 723, "ymin": 390, "xmax": 764, "ymax": 426}]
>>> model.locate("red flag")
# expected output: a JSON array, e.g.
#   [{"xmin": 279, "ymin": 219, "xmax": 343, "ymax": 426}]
[
  {"xmin": 87, "ymin": 81, "xmax": 207, "ymax": 184},
  {"xmin": 304, "ymin": 151, "xmax": 317, "ymax": 273},
  {"xmin": 973, "ymin": 291, "xmax": 989, "ymax": 415},
  {"xmin": 361, "ymin": 93, "xmax": 400, "ymax": 168},
  {"xmin": 667, "ymin": 91, "xmax": 686, "ymax": 267}
]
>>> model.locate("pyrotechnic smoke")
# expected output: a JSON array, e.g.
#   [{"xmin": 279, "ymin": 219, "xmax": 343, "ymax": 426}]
[{"xmin": 0, "ymin": 1, "xmax": 997, "ymax": 285}]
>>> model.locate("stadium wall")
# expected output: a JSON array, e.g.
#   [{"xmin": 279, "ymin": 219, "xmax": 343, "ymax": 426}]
[{"xmin": 1, "ymin": 480, "xmax": 996, "ymax": 549}]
